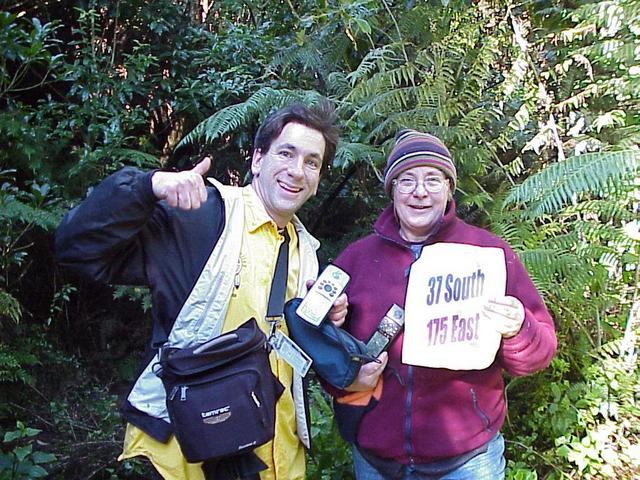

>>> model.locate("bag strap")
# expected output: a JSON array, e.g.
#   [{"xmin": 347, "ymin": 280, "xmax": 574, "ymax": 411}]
[
  {"xmin": 160, "ymin": 227, "xmax": 290, "ymax": 348},
  {"xmin": 266, "ymin": 228, "xmax": 289, "ymax": 320}
]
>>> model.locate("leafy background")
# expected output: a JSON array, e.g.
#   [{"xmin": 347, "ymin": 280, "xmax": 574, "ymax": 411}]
[{"xmin": 0, "ymin": 0, "xmax": 638, "ymax": 478}]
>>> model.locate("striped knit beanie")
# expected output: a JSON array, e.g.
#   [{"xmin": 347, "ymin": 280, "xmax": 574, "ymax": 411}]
[{"xmin": 383, "ymin": 129, "xmax": 457, "ymax": 196}]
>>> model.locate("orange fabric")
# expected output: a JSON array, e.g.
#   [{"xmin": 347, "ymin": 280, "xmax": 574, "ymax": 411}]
[{"xmin": 336, "ymin": 377, "xmax": 384, "ymax": 406}]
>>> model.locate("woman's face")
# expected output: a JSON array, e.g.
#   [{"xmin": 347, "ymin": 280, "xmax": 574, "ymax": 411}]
[{"xmin": 392, "ymin": 166, "xmax": 450, "ymax": 242}]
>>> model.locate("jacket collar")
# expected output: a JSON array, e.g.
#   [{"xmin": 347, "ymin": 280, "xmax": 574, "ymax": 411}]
[{"xmin": 241, "ymin": 184, "xmax": 320, "ymax": 250}]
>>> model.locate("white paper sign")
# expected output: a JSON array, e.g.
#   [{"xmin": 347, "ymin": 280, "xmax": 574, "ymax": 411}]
[{"xmin": 402, "ymin": 243, "xmax": 506, "ymax": 370}]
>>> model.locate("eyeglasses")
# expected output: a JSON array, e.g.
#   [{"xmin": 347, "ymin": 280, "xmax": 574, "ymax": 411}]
[{"xmin": 393, "ymin": 175, "xmax": 447, "ymax": 194}]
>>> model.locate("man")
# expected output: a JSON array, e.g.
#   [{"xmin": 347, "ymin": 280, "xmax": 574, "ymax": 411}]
[{"xmin": 55, "ymin": 101, "xmax": 346, "ymax": 479}]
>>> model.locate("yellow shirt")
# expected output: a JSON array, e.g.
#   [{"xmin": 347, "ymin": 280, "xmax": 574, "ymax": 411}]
[{"xmin": 119, "ymin": 186, "xmax": 306, "ymax": 480}]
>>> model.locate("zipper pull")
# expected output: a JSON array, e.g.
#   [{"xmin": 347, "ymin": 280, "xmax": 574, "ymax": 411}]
[
  {"xmin": 169, "ymin": 386, "xmax": 179, "ymax": 401},
  {"xmin": 251, "ymin": 391, "xmax": 261, "ymax": 407},
  {"xmin": 234, "ymin": 258, "xmax": 242, "ymax": 288},
  {"xmin": 180, "ymin": 385, "xmax": 189, "ymax": 401}
]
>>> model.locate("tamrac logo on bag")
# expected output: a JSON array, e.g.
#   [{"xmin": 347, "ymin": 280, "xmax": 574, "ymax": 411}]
[{"xmin": 201, "ymin": 405, "xmax": 231, "ymax": 424}]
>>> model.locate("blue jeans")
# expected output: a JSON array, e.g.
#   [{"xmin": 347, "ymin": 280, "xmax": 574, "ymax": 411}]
[{"xmin": 352, "ymin": 433, "xmax": 506, "ymax": 480}]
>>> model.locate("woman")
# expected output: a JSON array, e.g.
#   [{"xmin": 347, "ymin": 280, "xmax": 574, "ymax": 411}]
[{"xmin": 330, "ymin": 129, "xmax": 557, "ymax": 479}]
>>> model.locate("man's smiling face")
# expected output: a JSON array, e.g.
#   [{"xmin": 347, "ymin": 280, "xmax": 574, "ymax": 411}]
[{"xmin": 251, "ymin": 121, "xmax": 325, "ymax": 228}]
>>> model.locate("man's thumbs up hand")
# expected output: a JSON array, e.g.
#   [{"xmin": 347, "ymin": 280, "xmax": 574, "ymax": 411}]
[
  {"xmin": 191, "ymin": 156, "xmax": 211, "ymax": 176},
  {"xmin": 152, "ymin": 157, "xmax": 211, "ymax": 210}
]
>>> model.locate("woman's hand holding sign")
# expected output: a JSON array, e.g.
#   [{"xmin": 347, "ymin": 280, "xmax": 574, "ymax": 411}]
[{"xmin": 483, "ymin": 295, "xmax": 525, "ymax": 338}]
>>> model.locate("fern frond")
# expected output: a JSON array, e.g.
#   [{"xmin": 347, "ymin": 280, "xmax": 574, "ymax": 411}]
[
  {"xmin": 177, "ymin": 88, "xmax": 326, "ymax": 149},
  {"xmin": 346, "ymin": 44, "xmax": 396, "ymax": 86},
  {"xmin": 0, "ymin": 195, "xmax": 60, "ymax": 229},
  {"xmin": 563, "ymin": 223, "xmax": 633, "ymax": 261},
  {"xmin": 344, "ymin": 69, "xmax": 393, "ymax": 106},
  {"xmin": 416, "ymin": 42, "xmax": 467, "ymax": 71},
  {"xmin": 177, "ymin": 102, "xmax": 255, "ymax": 148},
  {"xmin": 611, "ymin": 126, "xmax": 640, "ymax": 149},
  {"xmin": 598, "ymin": 337, "xmax": 625, "ymax": 357},
  {"xmin": 518, "ymin": 248, "xmax": 589, "ymax": 297},
  {"xmin": 350, "ymin": 86, "xmax": 414, "ymax": 122},
  {"xmin": 366, "ymin": 108, "xmax": 438, "ymax": 142},
  {"xmin": 333, "ymin": 142, "xmax": 384, "ymax": 170},
  {"xmin": 505, "ymin": 150, "xmax": 639, "ymax": 215},
  {"xmin": 269, "ymin": 45, "xmax": 326, "ymax": 74},
  {"xmin": 104, "ymin": 148, "xmax": 160, "ymax": 169},
  {"xmin": 578, "ymin": 39, "xmax": 637, "ymax": 66},
  {"xmin": 414, "ymin": 83, "xmax": 443, "ymax": 109},
  {"xmin": 555, "ymin": 83, "xmax": 601, "ymax": 112},
  {"xmin": 541, "ymin": 231, "xmax": 618, "ymax": 265},
  {"xmin": 565, "ymin": 199, "xmax": 636, "ymax": 223},
  {"xmin": 489, "ymin": 217, "xmax": 536, "ymax": 251},
  {"xmin": 0, "ymin": 289, "xmax": 21, "ymax": 324},
  {"xmin": 388, "ymin": 63, "xmax": 419, "ymax": 88},
  {"xmin": 453, "ymin": 107, "xmax": 503, "ymax": 140},
  {"xmin": 269, "ymin": 24, "xmax": 355, "ymax": 79},
  {"xmin": 453, "ymin": 145, "xmax": 493, "ymax": 174},
  {"xmin": 456, "ymin": 37, "xmax": 500, "ymax": 106},
  {"xmin": 435, "ymin": 100, "xmax": 464, "ymax": 126},
  {"xmin": 345, "ymin": 62, "xmax": 420, "ymax": 108},
  {"xmin": 570, "ymin": 1, "xmax": 626, "ymax": 29},
  {"xmin": 501, "ymin": 54, "xmax": 529, "ymax": 99},
  {"xmin": 326, "ymin": 72, "xmax": 351, "ymax": 99}
]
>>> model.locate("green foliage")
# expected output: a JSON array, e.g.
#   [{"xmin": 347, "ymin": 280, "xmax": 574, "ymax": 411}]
[
  {"xmin": 306, "ymin": 381, "xmax": 354, "ymax": 480},
  {"xmin": 476, "ymin": 1, "xmax": 640, "ymax": 476},
  {"xmin": 0, "ymin": 170, "xmax": 64, "ymax": 384},
  {"xmin": 0, "ymin": 0, "xmax": 638, "ymax": 478},
  {"xmin": 0, "ymin": 291, "xmax": 20, "ymax": 325},
  {"xmin": 179, "ymin": 0, "xmax": 526, "ymax": 235},
  {"xmin": 177, "ymin": 87, "xmax": 328, "ymax": 149},
  {"xmin": 336, "ymin": 1, "xmax": 516, "ymax": 197},
  {"xmin": 506, "ymin": 462, "xmax": 539, "ymax": 480},
  {"xmin": 0, "ymin": 343, "xmax": 37, "ymax": 384},
  {"xmin": 0, "ymin": 11, "xmax": 64, "ymax": 177},
  {"xmin": 333, "ymin": 141, "xmax": 384, "ymax": 171},
  {"xmin": 0, "ymin": 173, "xmax": 62, "ymax": 230},
  {"xmin": 554, "ymin": 340, "xmax": 640, "ymax": 478},
  {"xmin": 0, "ymin": 12, "xmax": 64, "ymax": 96},
  {"xmin": 112, "ymin": 286, "xmax": 152, "ymax": 313},
  {"xmin": 0, "ymin": 422, "xmax": 56, "ymax": 479},
  {"xmin": 51, "ymin": 7, "xmax": 162, "ymax": 186},
  {"xmin": 505, "ymin": 150, "xmax": 639, "ymax": 215},
  {"xmin": 44, "ymin": 383, "xmax": 154, "ymax": 478}
]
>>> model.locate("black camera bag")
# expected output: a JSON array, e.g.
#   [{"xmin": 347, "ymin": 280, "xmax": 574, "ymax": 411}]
[{"xmin": 158, "ymin": 318, "xmax": 284, "ymax": 463}]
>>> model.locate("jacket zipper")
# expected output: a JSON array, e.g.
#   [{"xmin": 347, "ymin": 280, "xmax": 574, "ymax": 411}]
[
  {"xmin": 404, "ymin": 365, "xmax": 415, "ymax": 462},
  {"xmin": 380, "ymin": 221, "xmax": 439, "ymax": 464}
]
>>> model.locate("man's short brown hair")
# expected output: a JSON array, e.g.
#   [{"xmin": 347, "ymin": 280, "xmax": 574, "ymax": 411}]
[{"xmin": 253, "ymin": 101, "xmax": 340, "ymax": 174}]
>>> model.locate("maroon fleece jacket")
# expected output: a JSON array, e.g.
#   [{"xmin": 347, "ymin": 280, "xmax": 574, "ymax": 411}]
[{"xmin": 331, "ymin": 200, "xmax": 557, "ymax": 463}]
